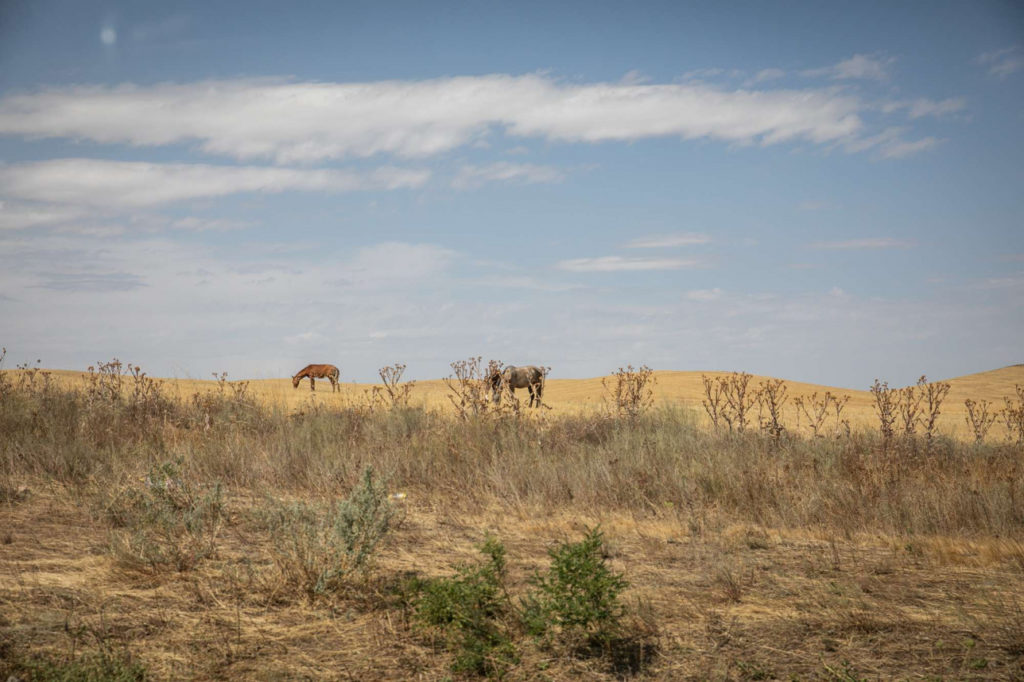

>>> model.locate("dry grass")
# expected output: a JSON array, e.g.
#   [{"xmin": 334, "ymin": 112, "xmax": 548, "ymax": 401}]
[
  {"xmin": 9, "ymin": 364, "xmax": 1023, "ymax": 438},
  {"xmin": 1, "ymin": 363, "xmax": 1023, "ymax": 679}
]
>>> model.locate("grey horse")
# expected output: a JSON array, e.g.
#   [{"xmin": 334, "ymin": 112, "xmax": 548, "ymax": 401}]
[{"xmin": 489, "ymin": 365, "xmax": 546, "ymax": 407}]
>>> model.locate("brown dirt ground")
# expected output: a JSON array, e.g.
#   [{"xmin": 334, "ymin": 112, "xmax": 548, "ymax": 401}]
[{"xmin": 2, "ymin": 489, "xmax": 1023, "ymax": 680}]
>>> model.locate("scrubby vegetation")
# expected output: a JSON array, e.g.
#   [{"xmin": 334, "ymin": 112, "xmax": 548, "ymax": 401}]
[{"xmin": 1, "ymin": 357, "xmax": 1023, "ymax": 679}]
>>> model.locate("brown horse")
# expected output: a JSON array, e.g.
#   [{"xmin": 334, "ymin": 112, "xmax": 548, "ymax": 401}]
[
  {"xmin": 292, "ymin": 364, "xmax": 340, "ymax": 392},
  {"xmin": 489, "ymin": 365, "xmax": 547, "ymax": 407}
]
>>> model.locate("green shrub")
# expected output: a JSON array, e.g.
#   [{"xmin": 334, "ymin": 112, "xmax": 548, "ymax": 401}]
[
  {"xmin": 264, "ymin": 466, "xmax": 395, "ymax": 600},
  {"xmin": 523, "ymin": 527, "xmax": 628, "ymax": 644},
  {"xmin": 414, "ymin": 535, "xmax": 518, "ymax": 677},
  {"xmin": 105, "ymin": 459, "xmax": 224, "ymax": 572}
]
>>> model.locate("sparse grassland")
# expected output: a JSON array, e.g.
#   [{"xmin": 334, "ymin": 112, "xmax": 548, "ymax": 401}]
[{"xmin": 1, "ymin": 361, "xmax": 1023, "ymax": 679}]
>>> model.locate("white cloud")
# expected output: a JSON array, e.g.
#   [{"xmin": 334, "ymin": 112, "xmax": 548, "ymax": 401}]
[
  {"xmin": 810, "ymin": 237, "xmax": 915, "ymax": 250},
  {"xmin": 624, "ymin": 232, "xmax": 712, "ymax": 248},
  {"xmin": 54, "ymin": 224, "xmax": 126, "ymax": 237},
  {"xmin": 805, "ymin": 54, "xmax": 893, "ymax": 81},
  {"xmin": 285, "ymin": 331, "xmax": 327, "ymax": 345},
  {"xmin": 0, "ymin": 75, "xmax": 866, "ymax": 162},
  {"xmin": 975, "ymin": 46, "xmax": 1024, "ymax": 78},
  {"xmin": 754, "ymin": 68, "xmax": 785, "ymax": 81},
  {"xmin": 877, "ymin": 136, "xmax": 941, "ymax": 159},
  {"xmin": 473, "ymin": 275, "xmax": 584, "ymax": 292},
  {"xmin": 557, "ymin": 256, "xmax": 700, "ymax": 272},
  {"xmin": 685, "ymin": 288, "xmax": 723, "ymax": 301},
  {"xmin": 345, "ymin": 242, "xmax": 457, "ymax": 286},
  {"xmin": 0, "ymin": 201, "xmax": 85, "ymax": 230},
  {"xmin": 168, "ymin": 217, "xmax": 251, "ymax": 231},
  {"xmin": 452, "ymin": 162, "xmax": 564, "ymax": 189},
  {"xmin": 842, "ymin": 126, "xmax": 940, "ymax": 159},
  {"xmin": 0, "ymin": 159, "xmax": 429, "ymax": 207},
  {"xmin": 882, "ymin": 97, "xmax": 966, "ymax": 119},
  {"xmin": 744, "ymin": 68, "xmax": 785, "ymax": 86}
]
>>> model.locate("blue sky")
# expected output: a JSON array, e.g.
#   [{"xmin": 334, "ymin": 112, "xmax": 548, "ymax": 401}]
[{"xmin": 0, "ymin": 0, "xmax": 1021, "ymax": 388}]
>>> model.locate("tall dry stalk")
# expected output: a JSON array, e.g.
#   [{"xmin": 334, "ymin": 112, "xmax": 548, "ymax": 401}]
[
  {"xmin": 793, "ymin": 391, "xmax": 850, "ymax": 439},
  {"xmin": 918, "ymin": 376, "xmax": 951, "ymax": 444},
  {"xmin": 794, "ymin": 392, "xmax": 829, "ymax": 438},
  {"xmin": 755, "ymin": 378, "xmax": 788, "ymax": 443},
  {"xmin": 898, "ymin": 384, "xmax": 923, "ymax": 438},
  {"xmin": 372, "ymin": 363, "xmax": 416, "ymax": 409},
  {"xmin": 443, "ymin": 357, "xmax": 494, "ymax": 419},
  {"xmin": 869, "ymin": 380, "xmax": 898, "ymax": 445},
  {"xmin": 964, "ymin": 398, "xmax": 998, "ymax": 444},
  {"xmin": 1003, "ymin": 385, "xmax": 1024, "ymax": 446},
  {"xmin": 700, "ymin": 374, "xmax": 725, "ymax": 429},
  {"xmin": 722, "ymin": 372, "xmax": 756, "ymax": 432},
  {"xmin": 87, "ymin": 359, "xmax": 125, "ymax": 405},
  {"xmin": 0, "ymin": 347, "xmax": 9, "ymax": 400},
  {"xmin": 602, "ymin": 365, "xmax": 655, "ymax": 418}
]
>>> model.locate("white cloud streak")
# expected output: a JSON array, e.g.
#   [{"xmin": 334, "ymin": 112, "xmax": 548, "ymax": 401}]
[
  {"xmin": 685, "ymin": 288, "xmax": 723, "ymax": 301},
  {"xmin": 0, "ymin": 201, "xmax": 85, "ymax": 230},
  {"xmin": 841, "ymin": 126, "xmax": 940, "ymax": 159},
  {"xmin": 0, "ymin": 75, "xmax": 866, "ymax": 162},
  {"xmin": 557, "ymin": 256, "xmax": 700, "ymax": 272},
  {"xmin": 805, "ymin": 54, "xmax": 894, "ymax": 81},
  {"xmin": 975, "ymin": 46, "xmax": 1023, "ymax": 78},
  {"xmin": 809, "ymin": 237, "xmax": 915, "ymax": 250},
  {"xmin": 624, "ymin": 232, "xmax": 712, "ymax": 248},
  {"xmin": 0, "ymin": 159, "xmax": 429, "ymax": 207},
  {"xmin": 881, "ymin": 97, "xmax": 966, "ymax": 119},
  {"xmin": 452, "ymin": 162, "xmax": 564, "ymax": 189}
]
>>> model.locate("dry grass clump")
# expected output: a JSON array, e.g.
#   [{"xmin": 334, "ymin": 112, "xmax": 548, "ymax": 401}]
[
  {"xmin": 102, "ymin": 458, "xmax": 225, "ymax": 573},
  {"xmin": 257, "ymin": 466, "xmax": 397, "ymax": 602}
]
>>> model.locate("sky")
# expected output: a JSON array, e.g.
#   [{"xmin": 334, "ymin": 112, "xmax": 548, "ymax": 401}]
[{"xmin": 0, "ymin": 0, "xmax": 1022, "ymax": 389}]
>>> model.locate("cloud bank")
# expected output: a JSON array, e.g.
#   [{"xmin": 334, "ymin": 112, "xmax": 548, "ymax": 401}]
[
  {"xmin": 0, "ymin": 75, "xmax": 867, "ymax": 163},
  {"xmin": 0, "ymin": 159, "xmax": 429, "ymax": 207}
]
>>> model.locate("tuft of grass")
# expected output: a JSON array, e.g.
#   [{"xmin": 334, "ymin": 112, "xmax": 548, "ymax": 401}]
[
  {"xmin": 104, "ymin": 459, "xmax": 224, "ymax": 573},
  {"xmin": 1, "ymin": 647, "xmax": 147, "ymax": 682},
  {"xmin": 262, "ymin": 466, "xmax": 396, "ymax": 600}
]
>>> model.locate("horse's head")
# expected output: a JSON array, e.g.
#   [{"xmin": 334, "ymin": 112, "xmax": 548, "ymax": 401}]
[
  {"xmin": 292, "ymin": 375, "xmax": 301, "ymax": 389},
  {"xmin": 489, "ymin": 367, "xmax": 506, "ymax": 402}
]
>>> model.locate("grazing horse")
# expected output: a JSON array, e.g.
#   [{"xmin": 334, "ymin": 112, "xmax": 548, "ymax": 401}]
[
  {"xmin": 490, "ymin": 365, "xmax": 546, "ymax": 407},
  {"xmin": 292, "ymin": 364, "xmax": 340, "ymax": 392}
]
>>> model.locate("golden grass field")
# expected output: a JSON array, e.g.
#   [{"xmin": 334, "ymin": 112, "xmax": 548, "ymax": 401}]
[
  {"xmin": 2, "ymin": 363, "xmax": 1023, "ymax": 679},
  {"xmin": 28, "ymin": 363, "xmax": 1024, "ymax": 438}
]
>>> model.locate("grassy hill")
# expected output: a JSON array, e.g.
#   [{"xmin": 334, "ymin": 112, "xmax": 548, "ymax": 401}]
[{"xmin": 15, "ymin": 363, "xmax": 1024, "ymax": 439}]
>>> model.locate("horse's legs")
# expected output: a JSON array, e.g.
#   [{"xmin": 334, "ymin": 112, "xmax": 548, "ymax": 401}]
[
  {"xmin": 310, "ymin": 376, "xmax": 315, "ymax": 391},
  {"xmin": 534, "ymin": 381, "xmax": 543, "ymax": 407},
  {"xmin": 331, "ymin": 376, "xmax": 338, "ymax": 393},
  {"xmin": 527, "ymin": 384, "xmax": 536, "ymax": 407}
]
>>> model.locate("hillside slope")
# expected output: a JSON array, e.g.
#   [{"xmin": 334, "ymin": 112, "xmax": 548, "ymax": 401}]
[{"xmin": 7, "ymin": 364, "xmax": 1023, "ymax": 439}]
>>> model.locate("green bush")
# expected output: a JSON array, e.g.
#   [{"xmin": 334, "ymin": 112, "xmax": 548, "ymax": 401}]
[
  {"xmin": 414, "ymin": 535, "xmax": 518, "ymax": 677},
  {"xmin": 264, "ymin": 466, "xmax": 395, "ymax": 600},
  {"xmin": 523, "ymin": 527, "xmax": 629, "ymax": 644},
  {"xmin": 105, "ymin": 459, "xmax": 224, "ymax": 572}
]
